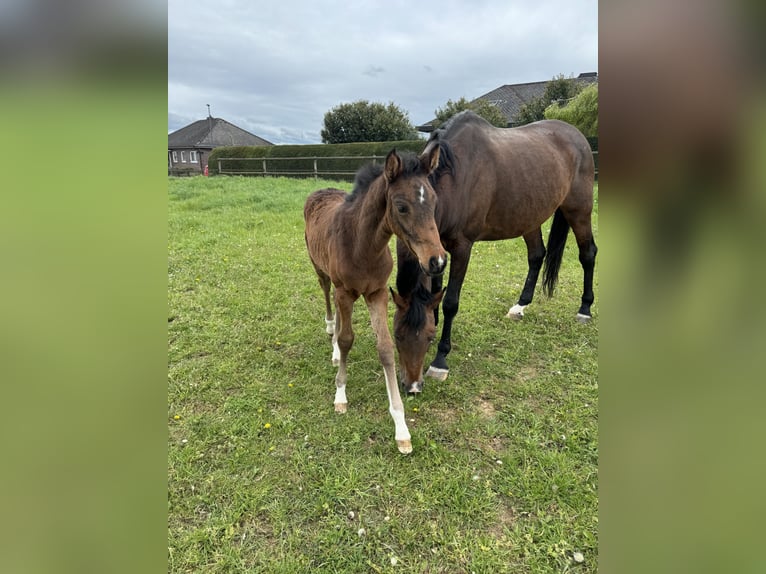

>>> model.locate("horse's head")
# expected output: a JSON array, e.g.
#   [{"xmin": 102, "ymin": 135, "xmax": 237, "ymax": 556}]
[
  {"xmin": 390, "ymin": 285, "xmax": 445, "ymax": 394},
  {"xmin": 383, "ymin": 147, "xmax": 447, "ymax": 277}
]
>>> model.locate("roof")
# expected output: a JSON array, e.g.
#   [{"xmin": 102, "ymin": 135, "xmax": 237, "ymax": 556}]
[
  {"xmin": 168, "ymin": 117, "xmax": 273, "ymax": 149},
  {"xmin": 417, "ymin": 72, "xmax": 598, "ymax": 132}
]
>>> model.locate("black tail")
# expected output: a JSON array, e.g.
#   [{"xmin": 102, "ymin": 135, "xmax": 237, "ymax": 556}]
[{"xmin": 542, "ymin": 209, "xmax": 570, "ymax": 297}]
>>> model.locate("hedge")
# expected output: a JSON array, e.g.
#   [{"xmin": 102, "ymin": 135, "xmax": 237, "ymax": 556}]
[{"xmin": 207, "ymin": 140, "xmax": 428, "ymax": 180}]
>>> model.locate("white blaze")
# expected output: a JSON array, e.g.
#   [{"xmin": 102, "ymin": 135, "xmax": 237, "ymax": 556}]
[{"xmin": 419, "ymin": 185, "xmax": 425, "ymax": 204}]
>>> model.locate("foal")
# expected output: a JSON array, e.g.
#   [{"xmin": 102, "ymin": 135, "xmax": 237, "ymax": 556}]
[{"xmin": 303, "ymin": 148, "xmax": 445, "ymax": 454}]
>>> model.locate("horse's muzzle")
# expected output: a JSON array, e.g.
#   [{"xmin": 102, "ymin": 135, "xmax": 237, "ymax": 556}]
[{"xmin": 425, "ymin": 254, "xmax": 447, "ymax": 276}]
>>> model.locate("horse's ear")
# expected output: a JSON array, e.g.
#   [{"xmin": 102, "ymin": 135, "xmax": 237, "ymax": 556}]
[
  {"xmin": 429, "ymin": 287, "xmax": 446, "ymax": 310},
  {"xmin": 384, "ymin": 149, "xmax": 402, "ymax": 182},
  {"xmin": 421, "ymin": 142, "xmax": 441, "ymax": 175},
  {"xmin": 390, "ymin": 287, "xmax": 408, "ymax": 310}
]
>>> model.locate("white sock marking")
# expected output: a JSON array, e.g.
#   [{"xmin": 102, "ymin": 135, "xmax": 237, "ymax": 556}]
[
  {"xmin": 325, "ymin": 318, "xmax": 335, "ymax": 335},
  {"xmin": 334, "ymin": 385, "xmax": 347, "ymax": 406},
  {"xmin": 332, "ymin": 340, "xmax": 340, "ymax": 365},
  {"xmin": 383, "ymin": 371, "xmax": 410, "ymax": 442},
  {"xmin": 507, "ymin": 303, "xmax": 527, "ymax": 317}
]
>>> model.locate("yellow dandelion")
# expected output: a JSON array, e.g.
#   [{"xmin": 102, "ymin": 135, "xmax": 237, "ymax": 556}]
[
  {"xmin": 264, "ymin": 423, "xmax": 271, "ymax": 429},
  {"xmin": 173, "ymin": 415, "xmax": 181, "ymax": 420},
  {"xmin": 288, "ymin": 383, "xmax": 294, "ymax": 388},
  {"xmin": 412, "ymin": 407, "xmax": 419, "ymax": 412}
]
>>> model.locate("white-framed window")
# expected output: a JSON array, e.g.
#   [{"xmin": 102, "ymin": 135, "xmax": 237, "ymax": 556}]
[
  {"xmin": 172, "ymin": 151, "xmax": 178, "ymax": 162},
  {"xmin": 190, "ymin": 150, "xmax": 198, "ymax": 163},
  {"xmin": 181, "ymin": 151, "xmax": 186, "ymax": 163}
]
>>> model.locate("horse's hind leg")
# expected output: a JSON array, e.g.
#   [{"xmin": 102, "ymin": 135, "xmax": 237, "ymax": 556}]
[
  {"xmin": 566, "ymin": 213, "xmax": 597, "ymax": 322},
  {"xmin": 318, "ymin": 273, "xmax": 336, "ymax": 335},
  {"xmin": 332, "ymin": 288, "xmax": 355, "ymax": 412},
  {"xmin": 506, "ymin": 229, "xmax": 545, "ymax": 319}
]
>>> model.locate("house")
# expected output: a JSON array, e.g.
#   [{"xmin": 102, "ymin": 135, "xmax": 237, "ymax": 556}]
[
  {"xmin": 168, "ymin": 116, "xmax": 273, "ymax": 174},
  {"xmin": 416, "ymin": 72, "xmax": 598, "ymax": 133}
]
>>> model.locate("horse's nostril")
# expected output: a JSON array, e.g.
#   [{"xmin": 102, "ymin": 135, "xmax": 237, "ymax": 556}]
[{"xmin": 428, "ymin": 254, "xmax": 447, "ymax": 275}]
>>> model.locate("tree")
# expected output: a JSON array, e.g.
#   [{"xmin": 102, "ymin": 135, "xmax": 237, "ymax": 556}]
[
  {"xmin": 433, "ymin": 97, "xmax": 507, "ymax": 129},
  {"xmin": 544, "ymin": 83, "xmax": 598, "ymax": 138},
  {"xmin": 321, "ymin": 101, "xmax": 419, "ymax": 144},
  {"xmin": 513, "ymin": 74, "xmax": 584, "ymax": 126}
]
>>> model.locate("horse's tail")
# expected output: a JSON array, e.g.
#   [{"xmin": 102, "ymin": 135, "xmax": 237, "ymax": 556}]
[{"xmin": 542, "ymin": 208, "xmax": 570, "ymax": 297}]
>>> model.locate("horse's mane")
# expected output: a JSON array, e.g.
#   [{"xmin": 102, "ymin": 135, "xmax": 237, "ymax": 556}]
[
  {"xmin": 424, "ymin": 110, "xmax": 490, "ymax": 185},
  {"xmin": 346, "ymin": 151, "xmax": 424, "ymax": 203},
  {"xmin": 396, "ymin": 255, "xmax": 434, "ymax": 330}
]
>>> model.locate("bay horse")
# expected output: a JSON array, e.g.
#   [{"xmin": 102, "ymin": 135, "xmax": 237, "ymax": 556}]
[
  {"xmin": 392, "ymin": 111, "xmax": 597, "ymax": 393},
  {"xmin": 303, "ymin": 147, "xmax": 446, "ymax": 454}
]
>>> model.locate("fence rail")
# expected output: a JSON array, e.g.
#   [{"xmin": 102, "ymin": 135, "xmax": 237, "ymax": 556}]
[
  {"xmin": 216, "ymin": 155, "xmax": 388, "ymax": 178},
  {"xmin": 214, "ymin": 151, "xmax": 598, "ymax": 179}
]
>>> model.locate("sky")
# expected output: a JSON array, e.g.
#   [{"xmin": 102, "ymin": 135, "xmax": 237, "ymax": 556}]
[{"xmin": 168, "ymin": 0, "xmax": 597, "ymax": 145}]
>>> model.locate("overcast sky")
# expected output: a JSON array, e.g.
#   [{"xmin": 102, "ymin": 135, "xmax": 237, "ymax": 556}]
[{"xmin": 168, "ymin": 0, "xmax": 597, "ymax": 145}]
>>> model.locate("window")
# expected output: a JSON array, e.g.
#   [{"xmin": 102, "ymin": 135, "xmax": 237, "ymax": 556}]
[
  {"xmin": 181, "ymin": 151, "xmax": 186, "ymax": 163},
  {"xmin": 190, "ymin": 151, "xmax": 198, "ymax": 163},
  {"xmin": 172, "ymin": 151, "xmax": 178, "ymax": 162}
]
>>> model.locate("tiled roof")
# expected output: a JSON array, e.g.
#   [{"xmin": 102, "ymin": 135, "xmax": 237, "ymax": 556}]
[
  {"xmin": 417, "ymin": 72, "xmax": 598, "ymax": 131},
  {"xmin": 168, "ymin": 117, "xmax": 273, "ymax": 149}
]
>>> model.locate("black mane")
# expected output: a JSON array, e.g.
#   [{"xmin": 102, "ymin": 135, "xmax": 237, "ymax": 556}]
[
  {"xmin": 346, "ymin": 151, "xmax": 425, "ymax": 203},
  {"xmin": 396, "ymin": 256, "xmax": 434, "ymax": 330}
]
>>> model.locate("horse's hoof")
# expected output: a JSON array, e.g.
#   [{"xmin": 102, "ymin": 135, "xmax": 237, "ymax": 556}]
[
  {"xmin": 335, "ymin": 402, "xmax": 347, "ymax": 413},
  {"xmin": 576, "ymin": 313, "xmax": 591, "ymax": 324},
  {"xmin": 396, "ymin": 439, "xmax": 413, "ymax": 454},
  {"xmin": 425, "ymin": 366, "xmax": 449, "ymax": 381},
  {"xmin": 506, "ymin": 304, "xmax": 526, "ymax": 319}
]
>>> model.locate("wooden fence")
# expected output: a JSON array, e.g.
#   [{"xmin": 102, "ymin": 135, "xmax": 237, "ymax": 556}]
[
  {"xmin": 215, "ymin": 155, "xmax": 388, "ymax": 179},
  {"xmin": 214, "ymin": 151, "xmax": 598, "ymax": 179}
]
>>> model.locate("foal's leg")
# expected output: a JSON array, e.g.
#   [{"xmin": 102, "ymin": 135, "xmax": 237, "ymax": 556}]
[
  {"xmin": 317, "ymin": 271, "xmax": 335, "ymax": 334},
  {"xmin": 332, "ymin": 288, "xmax": 356, "ymax": 412},
  {"xmin": 426, "ymin": 240, "xmax": 473, "ymax": 382},
  {"xmin": 506, "ymin": 229, "xmax": 546, "ymax": 319},
  {"xmin": 365, "ymin": 288, "xmax": 412, "ymax": 454}
]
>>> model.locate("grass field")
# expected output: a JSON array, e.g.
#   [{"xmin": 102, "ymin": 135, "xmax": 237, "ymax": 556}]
[{"xmin": 168, "ymin": 175, "xmax": 598, "ymax": 573}]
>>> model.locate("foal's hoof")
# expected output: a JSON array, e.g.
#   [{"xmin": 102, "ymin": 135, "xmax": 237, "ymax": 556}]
[
  {"xmin": 334, "ymin": 402, "xmax": 347, "ymax": 413},
  {"xmin": 575, "ymin": 313, "xmax": 592, "ymax": 324},
  {"xmin": 425, "ymin": 366, "xmax": 449, "ymax": 382},
  {"xmin": 396, "ymin": 439, "xmax": 413, "ymax": 454}
]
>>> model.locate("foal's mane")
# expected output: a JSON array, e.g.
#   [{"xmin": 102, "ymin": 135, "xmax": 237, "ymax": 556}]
[
  {"xmin": 395, "ymin": 255, "xmax": 435, "ymax": 330},
  {"xmin": 346, "ymin": 151, "xmax": 425, "ymax": 203}
]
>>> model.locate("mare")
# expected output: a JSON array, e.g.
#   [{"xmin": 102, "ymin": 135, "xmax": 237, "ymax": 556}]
[
  {"xmin": 392, "ymin": 111, "xmax": 597, "ymax": 393},
  {"xmin": 303, "ymin": 148, "xmax": 446, "ymax": 454}
]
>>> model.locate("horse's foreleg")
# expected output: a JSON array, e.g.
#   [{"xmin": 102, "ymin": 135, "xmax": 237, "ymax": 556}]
[
  {"xmin": 507, "ymin": 229, "xmax": 546, "ymax": 319},
  {"xmin": 365, "ymin": 289, "xmax": 412, "ymax": 454},
  {"xmin": 426, "ymin": 242, "xmax": 473, "ymax": 382},
  {"xmin": 332, "ymin": 289, "xmax": 355, "ymax": 412}
]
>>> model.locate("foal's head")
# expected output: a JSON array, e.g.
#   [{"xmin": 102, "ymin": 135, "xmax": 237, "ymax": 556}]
[{"xmin": 381, "ymin": 148, "xmax": 447, "ymax": 277}]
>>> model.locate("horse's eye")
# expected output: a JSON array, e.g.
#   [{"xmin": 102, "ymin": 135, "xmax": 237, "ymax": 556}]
[{"xmin": 397, "ymin": 204, "xmax": 409, "ymax": 214}]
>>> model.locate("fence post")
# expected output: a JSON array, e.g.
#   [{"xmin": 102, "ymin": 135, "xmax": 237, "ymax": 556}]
[
  {"xmin": 263, "ymin": 159, "xmax": 267, "ymax": 177},
  {"xmin": 217, "ymin": 159, "xmax": 221, "ymax": 174},
  {"xmin": 313, "ymin": 158, "xmax": 318, "ymax": 180}
]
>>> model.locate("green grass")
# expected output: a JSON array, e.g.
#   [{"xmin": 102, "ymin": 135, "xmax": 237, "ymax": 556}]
[{"xmin": 168, "ymin": 176, "xmax": 598, "ymax": 573}]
